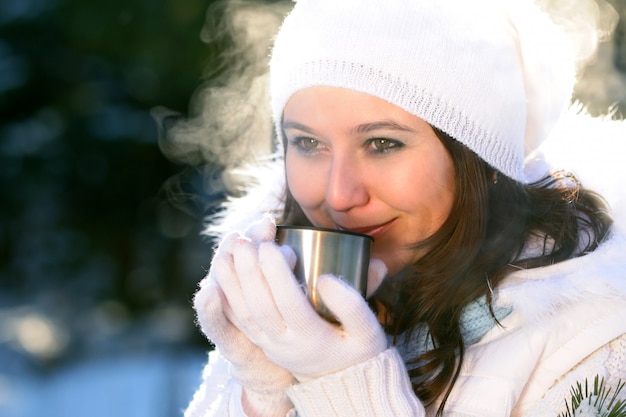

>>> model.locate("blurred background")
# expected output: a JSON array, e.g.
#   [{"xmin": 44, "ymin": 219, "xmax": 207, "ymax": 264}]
[
  {"xmin": 0, "ymin": 0, "xmax": 625, "ymax": 416},
  {"xmin": 1, "ymin": 0, "xmax": 219, "ymax": 416}
]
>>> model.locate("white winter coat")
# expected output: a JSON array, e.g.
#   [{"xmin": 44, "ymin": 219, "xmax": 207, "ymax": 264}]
[{"xmin": 184, "ymin": 229, "xmax": 626, "ymax": 417}]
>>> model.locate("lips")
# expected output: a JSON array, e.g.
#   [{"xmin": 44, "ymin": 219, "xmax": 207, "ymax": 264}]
[{"xmin": 336, "ymin": 219, "xmax": 396, "ymax": 238}]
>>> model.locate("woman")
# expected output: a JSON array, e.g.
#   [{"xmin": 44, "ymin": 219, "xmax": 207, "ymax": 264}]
[{"xmin": 184, "ymin": 0, "xmax": 626, "ymax": 416}]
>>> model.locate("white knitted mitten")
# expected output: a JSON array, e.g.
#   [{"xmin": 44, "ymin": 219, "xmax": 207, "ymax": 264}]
[
  {"xmin": 195, "ymin": 230, "xmax": 296, "ymax": 417},
  {"xmin": 214, "ymin": 217, "xmax": 388, "ymax": 382}
]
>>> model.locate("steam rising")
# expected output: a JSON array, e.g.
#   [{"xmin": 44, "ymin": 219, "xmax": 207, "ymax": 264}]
[
  {"xmin": 537, "ymin": 0, "xmax": 625, "ymax": 114},
  {"xmin": 539, "ymin": 0, "xmax": 618, "ymax": 66},
  {"xmin": 155, "ymin": 0, "xmax": 293, "ymax": 196}
]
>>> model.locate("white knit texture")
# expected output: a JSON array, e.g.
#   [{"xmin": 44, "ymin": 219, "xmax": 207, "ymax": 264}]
[
  {"xmin": 287, "ymin": 348, "xmax": 425, "ymax": 417},
  {"xmin": 521, "ymin": 333, "xmax": 626, "ymax": 417},
  {"xmin": 184, "ymin": 334, "xmax": 626, "ymax": 417},
  {"xmin": 269, "ymin": 0, "xmax": 576, "ymax": 182}
]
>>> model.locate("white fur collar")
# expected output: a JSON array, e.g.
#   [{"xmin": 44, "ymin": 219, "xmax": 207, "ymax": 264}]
[
  {"xmin": 204, "ymin": 156, "xmax": 286, "ymax": 240},
  {"xmin": 496, "ymin": 231, "xmax": 626, "ymax": 325}
]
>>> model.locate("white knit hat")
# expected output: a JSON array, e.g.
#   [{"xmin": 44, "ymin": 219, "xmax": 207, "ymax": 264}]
[{"xmin": 269, "ymin": 0, "xmax": 576, "ymax": 183}]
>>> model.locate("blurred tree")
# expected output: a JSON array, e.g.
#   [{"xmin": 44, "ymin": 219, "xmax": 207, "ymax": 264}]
[{"xmin": 0, "ymin": 0, "xmax": 218, "ymax": 366}]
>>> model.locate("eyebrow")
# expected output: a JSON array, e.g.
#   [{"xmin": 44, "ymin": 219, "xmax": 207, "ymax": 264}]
[
  {"xmin": 282, "ymin": 121, "xmax": 315, "ymax": 133},
  {"xmin": 352, "ymin": 121, "xmax": 416, "ymax": 134},
  {"xmin": 281, "ymin": 120, "xmax": 417, "ymax": 134}
]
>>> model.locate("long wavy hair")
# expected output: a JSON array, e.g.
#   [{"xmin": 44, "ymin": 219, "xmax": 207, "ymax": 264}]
[{"xmin": 279, "ymin": 127, "xmax": 613, "ymax": 414}]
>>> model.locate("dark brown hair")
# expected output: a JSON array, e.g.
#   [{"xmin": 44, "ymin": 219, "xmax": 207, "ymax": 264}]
[{"xmin": 279, "ymin": 128, "xmax": 613, "ymax": 414}]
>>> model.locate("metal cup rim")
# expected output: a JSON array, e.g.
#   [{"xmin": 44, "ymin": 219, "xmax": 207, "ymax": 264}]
[{"xmin": 276, "ymin": 225, "xmax": 374, "ymax": 241}]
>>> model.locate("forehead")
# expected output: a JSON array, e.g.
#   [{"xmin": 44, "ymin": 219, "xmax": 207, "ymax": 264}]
[{"xmin": 283, "ymin": 86, "xmax": 421, "ymax": 125}]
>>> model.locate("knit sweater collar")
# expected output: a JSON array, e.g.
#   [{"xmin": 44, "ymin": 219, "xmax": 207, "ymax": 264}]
[{"xmin": 391, "ymin": 294, "xmax": 512, "ymax": 366}]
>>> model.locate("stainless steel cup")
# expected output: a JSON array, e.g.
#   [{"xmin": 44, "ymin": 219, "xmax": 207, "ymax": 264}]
[{"xmin": 275, "ymin": 225, "xmax": 373, "ymax": 322}]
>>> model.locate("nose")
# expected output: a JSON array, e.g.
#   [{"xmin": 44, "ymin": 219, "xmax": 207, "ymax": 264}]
[{"xmin": 325, "ymin": 155, "xmax": 369, "ymax": 212}]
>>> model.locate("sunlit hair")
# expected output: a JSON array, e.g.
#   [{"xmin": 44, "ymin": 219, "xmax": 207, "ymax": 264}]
[{"xmin": 279, "ymin": 127, "xmax": 613, "ymax": 415}]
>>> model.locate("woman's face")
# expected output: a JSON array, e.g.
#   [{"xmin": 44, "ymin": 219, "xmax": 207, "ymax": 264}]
[{"xmin": 283, "ymin": 86, "xmax": 455, "ymax": 276}]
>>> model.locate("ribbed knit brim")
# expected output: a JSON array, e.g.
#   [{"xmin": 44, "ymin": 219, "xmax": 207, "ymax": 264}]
[{"xmin": 269, "ymin": 0, "xmax": 576, "ymax": 183}]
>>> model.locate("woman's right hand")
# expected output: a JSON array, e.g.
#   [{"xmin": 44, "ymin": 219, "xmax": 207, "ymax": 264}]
[{"xmin": 194, "ymin": 230, "xmax": 296, "ymax": 417}]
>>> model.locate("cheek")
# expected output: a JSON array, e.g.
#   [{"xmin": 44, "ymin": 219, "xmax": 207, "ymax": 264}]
[
  {"xmin": 285, "ymin": 156, "xmax": 325, "ymax": 210},
  {"xmin": 412, "ymin": 154, "xmax": 455, "ymax": 227},
  {"xmin": 390, "ymin": 152, "xmax": 455, "ymax": 230},
  {"xmin": 431, "ymin": 154, "xmax": 456, "ymax": 215}
]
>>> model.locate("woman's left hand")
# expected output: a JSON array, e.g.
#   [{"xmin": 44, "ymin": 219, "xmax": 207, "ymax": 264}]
[{"xmin": 215, "ymin": 217, "xmax": 388, "ymax": 382}]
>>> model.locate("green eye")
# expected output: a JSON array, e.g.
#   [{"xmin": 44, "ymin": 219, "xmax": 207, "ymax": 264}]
[
  {"xmin": 288, "ymin": 137, "xmax": 323, "ymax": 155},
  {"xmin": 301, "ymin": 138, "xmax": 319, "ymax": 150},
  {"xmin": 373, "ymin": 138, "xmax": 393, "ymax": 151},
  {"xmin": 367, "ymin": 138, "xmax": 402, "ymax": 154}
]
